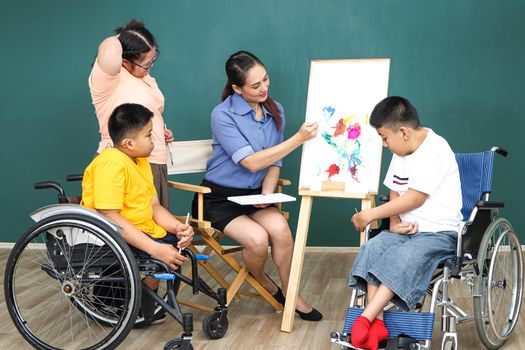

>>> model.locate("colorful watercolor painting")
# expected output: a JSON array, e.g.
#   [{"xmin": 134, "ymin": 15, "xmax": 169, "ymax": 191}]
[
  {"xmin": 319, "ymin": 107, "xmax": 367, "ymax": 182},
  {"xmin": 298, "ymin": 59, "xmax": 390, "ymax": 195}
]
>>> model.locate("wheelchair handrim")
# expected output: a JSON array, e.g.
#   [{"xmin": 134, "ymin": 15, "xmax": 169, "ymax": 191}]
[{"xmin": 486, "ymin": 228, "xmax": 523, "ymax": 341}]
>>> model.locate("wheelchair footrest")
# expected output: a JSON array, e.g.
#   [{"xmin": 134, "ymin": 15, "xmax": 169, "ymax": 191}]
[
  {"xmin": 385, "ymin": 335, "xmax": 419, "ymax": 350},
  {"xmin": 344, "ymin": 307, "xmax": 435, "ymax": 341},
  {"xmin": 153, "ymin": 273, "xmax": 177, "ymax": 280}
]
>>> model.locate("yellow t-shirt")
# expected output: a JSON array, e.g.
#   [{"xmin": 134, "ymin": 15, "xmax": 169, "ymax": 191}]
[{"xmin": 81, "ymin": 148, "xmax": 167, "ymax": 238}]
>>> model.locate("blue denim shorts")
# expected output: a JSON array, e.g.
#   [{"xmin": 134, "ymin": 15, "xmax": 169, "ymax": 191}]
[
  {"xmin": 134, "ymin": 232, "xmax": 180, "ymax": 259},
  {"xmin": 348, "ymin": 230, "xmax": 457, "ymax": 311}
]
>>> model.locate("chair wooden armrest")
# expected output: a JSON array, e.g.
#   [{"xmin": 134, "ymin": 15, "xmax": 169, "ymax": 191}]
[
  {"xmin": 276, "ymin": 178, "xmax": 291, "ymax": 215},
  {"xmin": 277, "ymin": 178, "xmax": 291, "ymax": 186},
  {"xmin": 168, "ymin": 181, "xmax": 211, "ymax": 193},
  {"xmin": 174, "ymin": 215, "xmax": 212, "ymax": 230},
  {"xmin": 168, "ymin": 180, "xmax": 211, "ymax": 222}
]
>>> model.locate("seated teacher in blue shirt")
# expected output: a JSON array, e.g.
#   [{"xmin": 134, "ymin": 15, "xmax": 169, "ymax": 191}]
[{"xmin": 192, "ymin": 51, "xmax": 322, "ymax": 321}]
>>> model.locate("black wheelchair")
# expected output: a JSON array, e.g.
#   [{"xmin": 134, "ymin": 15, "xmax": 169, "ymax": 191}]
[
  {"xmin": 331, "ymin": 147, "xmax": 523, "ymax": 350},
  {"xmin": 4, "ymin": 177, "xmax": 229, "ymax": 350}
]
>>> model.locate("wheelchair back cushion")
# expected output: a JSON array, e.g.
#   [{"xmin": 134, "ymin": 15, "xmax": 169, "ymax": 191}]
[{"xmin": 454, "ymin": 151, "xmax": 494, "ymax": 221}]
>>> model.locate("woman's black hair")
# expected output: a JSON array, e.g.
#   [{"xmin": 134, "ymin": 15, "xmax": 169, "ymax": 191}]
[
  {"xmin": 115, "ymin": 19, "xmax": 157, "ymax": 63},
  {"xmin": 222, "ymin": 51, "xmax": 282, "ymax": 130}
]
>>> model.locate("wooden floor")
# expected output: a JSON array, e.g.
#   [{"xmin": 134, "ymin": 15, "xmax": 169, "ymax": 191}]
[{"xmin": 1, "ymin": 248, "xmax": 524, "ymax": 350}]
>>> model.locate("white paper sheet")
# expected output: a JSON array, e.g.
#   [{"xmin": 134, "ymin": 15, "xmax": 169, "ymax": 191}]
[{"xmin": 227, "ymin": 193, "xmax": 296, "ymax": 205}]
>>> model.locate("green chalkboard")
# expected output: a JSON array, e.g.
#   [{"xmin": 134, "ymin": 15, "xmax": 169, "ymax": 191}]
[{"xmin": 1, "ymin": 0, "xmax": 524, "ymax": 247}]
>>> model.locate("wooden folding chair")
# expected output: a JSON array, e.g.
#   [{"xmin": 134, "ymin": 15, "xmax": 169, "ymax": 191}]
[{"xmin": 167, "ymin": 139, "xmax": 286, "ymax": 312}]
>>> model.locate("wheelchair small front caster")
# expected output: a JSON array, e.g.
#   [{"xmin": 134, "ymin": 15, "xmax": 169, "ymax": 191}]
[
  {"xmin": 164, "ymin": 313, "xmax": 194, "ymax": 350},
  {"xmin": 182, "ymin": 312, "xmax": 193, "ymax": 335},
  {"xmin": 163, "ymin": 339, "xmax": 193, "ymax": 350},
  {"xmin": 441, "ymin": 333, "xmax": 457, "ymax": 350},
  {"xmin": 218, "ymin": 287, "xmax": 227, "ymax": 307},
  {"xmin": 202, "ymin": 309, "xmax": 229, "ymax": 339},
  {"xmin": 329, "ymin": 331, "xmax": 352, "ymax": 349}
]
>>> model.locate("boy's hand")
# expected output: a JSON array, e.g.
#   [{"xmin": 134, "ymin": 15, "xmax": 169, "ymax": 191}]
[
  {"xmin": 174, "ymin": 223, "xmax": 194, "ymax": 249},
  {"xmin": 390, "ymin": 221, "xmax": 418, "ymax": 235},
  {"xmin": 352, "ymin": 210, "xmax": 372, "ymax": 232},
  {"xmin": 151, "ymin": 243, "xmax": 188, "ymax": 270}
]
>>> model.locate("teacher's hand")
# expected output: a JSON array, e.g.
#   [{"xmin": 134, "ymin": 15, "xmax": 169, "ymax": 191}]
[
  {"xmin": 253, "ymin": 203, "xmax": 271, "ymax": 208},
  {"xmin": 296, "ymin": 122, "xmax": 319, "ymax": 143}
]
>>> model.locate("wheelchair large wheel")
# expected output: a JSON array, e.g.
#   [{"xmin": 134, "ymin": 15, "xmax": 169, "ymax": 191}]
[
  {"xmin": 473, "ymin": 218, "xmax": 523, "ymax": 349},
  {"xmin": 4, "ymin": 213, "xmax": 141, "ymax": 350}
]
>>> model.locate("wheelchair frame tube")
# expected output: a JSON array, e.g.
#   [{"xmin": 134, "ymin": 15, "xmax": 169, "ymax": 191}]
[
  {"xmin": 141, "ymin": 282, "xmax": 184, "ymax": 324},
  {"xmin": 146, "ymin": 255, "xmax": 221, "ymax": 303}
]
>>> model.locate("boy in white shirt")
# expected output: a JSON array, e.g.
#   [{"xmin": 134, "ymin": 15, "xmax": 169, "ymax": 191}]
[{"xmin": 349, "ymin": 96, "xmax": 462, "ymax": 350}]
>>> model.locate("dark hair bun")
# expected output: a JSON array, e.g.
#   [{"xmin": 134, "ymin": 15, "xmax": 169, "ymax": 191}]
[{"xmin": 115, "ymin": 19, "xmax": 146, "ymax": 34}]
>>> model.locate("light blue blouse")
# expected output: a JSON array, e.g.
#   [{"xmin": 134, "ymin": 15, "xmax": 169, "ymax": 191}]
[{"xmin": 204, "ymin": 93, "xmax": 285, "ymax": 189}]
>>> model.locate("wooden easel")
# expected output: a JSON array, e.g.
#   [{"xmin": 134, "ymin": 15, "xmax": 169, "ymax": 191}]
[
  {"xmin": 280, "ymin": 187, "xmax": 375, "ymax": 332},
  {"xmin": 280, "ymin": 58, "xmax": 389, "ymax": 332}
]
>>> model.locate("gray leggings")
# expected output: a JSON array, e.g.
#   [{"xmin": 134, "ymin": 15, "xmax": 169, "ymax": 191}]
[{"xmin": 150, "ymin": 163, "xmax": 169, "ymax": 210}]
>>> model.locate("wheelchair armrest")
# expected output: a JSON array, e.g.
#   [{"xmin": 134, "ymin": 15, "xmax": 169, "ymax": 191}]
[
  {"xmin": 378, "ymin": 195, "xmax": 390, "ymax": 202},
  {"xmin": 66, "ymin": 173, "xmax": 83, "ymax": 182},
  {"xmin": 476, "ymin": 200, "xmax": 504, "ymax": 209},
  {"xmin": 168, "ymin": 181, "xmax": 211, "ymax": 194},
  {"xmin": 445, "ymin": 256, "xmax": 463, "ymax": 277},
  {"xmin": 34, "ymin": 181, "xmax": 68, "ymax": 203}
]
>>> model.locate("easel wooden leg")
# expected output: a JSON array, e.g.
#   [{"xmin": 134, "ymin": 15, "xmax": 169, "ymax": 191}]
[
  {"xmin": 360, "ymin": 197, "xmax": 373, "ymax": 245},
  {"xmin": 281, "ymin": 195, "xmax": 313, "ymax": 332}
]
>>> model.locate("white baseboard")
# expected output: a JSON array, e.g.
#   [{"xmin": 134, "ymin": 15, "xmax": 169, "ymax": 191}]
[
  {"xmin": 0, "ymin": 242, "xmax": 360, "ymax": 252},
  {"xmin": 1, "ymin": 242, "xmax": 524, "ymax": 253},
  {"xmin": 0, "ymin": 242, "xmax": 16, "ymax": 249}
]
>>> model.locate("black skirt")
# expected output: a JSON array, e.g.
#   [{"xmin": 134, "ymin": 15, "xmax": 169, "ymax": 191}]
[{"xmin": 191, "ymin": 180, "xmax": 263, "ymax": 232}]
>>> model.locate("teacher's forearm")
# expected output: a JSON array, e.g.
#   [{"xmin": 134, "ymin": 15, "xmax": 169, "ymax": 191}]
[
  {"xmin": 240, "ymin": 134, "xmax": 303, "ymax": 172},
  {"xmin": 261, "ymin": 166, "xmax": 280, "ymax": 194}
]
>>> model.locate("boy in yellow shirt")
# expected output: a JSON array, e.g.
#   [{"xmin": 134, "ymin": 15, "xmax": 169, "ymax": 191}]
[{"xmin": 81, "ymin": 103, "xmax": 193, "ymax": 298}]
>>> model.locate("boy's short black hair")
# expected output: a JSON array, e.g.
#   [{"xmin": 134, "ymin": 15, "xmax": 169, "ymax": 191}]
[
  {"xmin": 369, "ymin": 96, "xmax": 421, "ymax": 130},
  {"xmin": 108, "ymin": 103, "xmax": 154, "ymax": 145}
]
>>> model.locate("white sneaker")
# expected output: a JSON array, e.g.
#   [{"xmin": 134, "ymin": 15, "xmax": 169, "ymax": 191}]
[{"xmin": 151, "ymin": 313, "xmax": 167, "ymax": 325}]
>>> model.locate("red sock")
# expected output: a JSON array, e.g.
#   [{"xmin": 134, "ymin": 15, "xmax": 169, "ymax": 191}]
[
  {"xmin": 351, "ymin": 316, "xmax": 371, "ymax": 348},
  {"xmin": 365, "ymin": 319, "xmax": 389, "ymax": 350}
]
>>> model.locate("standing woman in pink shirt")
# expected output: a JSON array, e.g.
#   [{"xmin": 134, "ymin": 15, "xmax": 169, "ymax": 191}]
[{"xmin": 88, "ymin": 19, "xmax": 173, "ymax": 209}]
